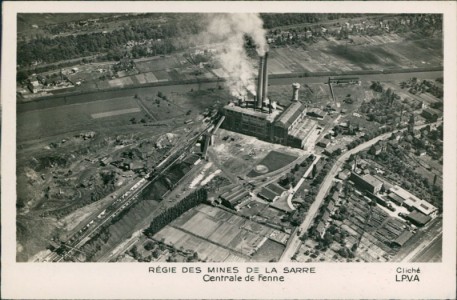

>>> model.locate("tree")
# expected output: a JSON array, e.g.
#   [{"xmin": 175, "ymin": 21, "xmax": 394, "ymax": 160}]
[
  {"xmin": 152, "ymin": 249, "xmax": 161, "ymax": 259},
  {"xmin": 17, "ymin": 70, "xmax": 29, "ymax": 82},
  {"xmin": 311, "ymin": 164, "xmax": 317, "ymax": 178},
  {"xmin": 144, "ymin": 241, "xmax": 155, "ymax": 251}
]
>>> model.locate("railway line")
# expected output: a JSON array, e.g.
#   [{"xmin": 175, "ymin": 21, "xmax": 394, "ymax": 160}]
[{"xmin": 45, "ymin": 121, "xmax": 215, "ymax": 262}]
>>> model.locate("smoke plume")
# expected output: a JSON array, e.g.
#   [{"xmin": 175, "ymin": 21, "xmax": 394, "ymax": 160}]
[{"xmin": 203, "ymin": 13, "xmax": 267, "ymax": 98}]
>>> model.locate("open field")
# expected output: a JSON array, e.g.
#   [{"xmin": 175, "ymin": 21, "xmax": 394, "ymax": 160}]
[
  {"xmin": 247, "ymin": 150, "xmax": 298, "ymax": 177},
  {"xmin": 17, "ymin": 96, "xmax": 145, "ymax": 141},
  {"xmin": 267, "ymin": 34, "xmax": 442, "ymax": 76},
  {"xmin": 211, "ymin": 129, "xmax": 305, "ymax": 179},
  {"xmin": 91, "ymin": 108, "xmax": 141, "ymax": 119}
]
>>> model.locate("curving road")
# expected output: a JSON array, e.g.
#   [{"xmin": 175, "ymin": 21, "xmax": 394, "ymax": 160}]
[{"xmin": 279, "ymin": 122, "xmax": 441, "ymax": 262}]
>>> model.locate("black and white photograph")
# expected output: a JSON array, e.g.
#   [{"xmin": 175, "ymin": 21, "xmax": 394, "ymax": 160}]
[{"xmin": 2, "ymin": 1, "xmax": 456, "ymax": 299}]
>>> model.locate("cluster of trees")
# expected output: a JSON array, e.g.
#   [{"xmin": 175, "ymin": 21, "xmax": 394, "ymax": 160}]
[
  {"xmin": 361, "ymin": 82, "xmax": 408, "ymax": 124},
  {"xmin": 310, "ymin": 158, "xmax": 334, "ymax": 187},
  {"xmin": 367, "ymin": 143, "xmax": 442, "ymax": 209},
  {"xmin": 18, "ymin": 16, "xmax": 203, "ymax": 67},
  {"xmin": 260, "ymin": 14, "xmax": 358, "ymax": 29},
  {"xmin": 144, "ymin": 189, "xmax": 208, "ymax": 237},
  {"xmin": 279, "ymin": 155, "xmax": 315, "ymax": 188},
  {"xmin": 401, "ymin": 78, "xmax": 443, "ymax": 99},
  {"xmin": 346, "ymin": 126, "xmax": 393, "ymax": 150},
  {"xmin": 79, "ymin": 227, "xmax": 112, "ymax": 261}
]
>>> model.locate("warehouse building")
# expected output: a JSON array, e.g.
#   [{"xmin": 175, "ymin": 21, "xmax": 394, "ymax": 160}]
[
  {"xmin": 350, "ymin": 172, "xmax": 383, "ymax": 194},
  {"xmin": 388, "ymin": 185, "xmax": 437, "ymax": 217},
  {"xmin": 220, "ymin": 186, "xmax": 250, "ymax": 211}
]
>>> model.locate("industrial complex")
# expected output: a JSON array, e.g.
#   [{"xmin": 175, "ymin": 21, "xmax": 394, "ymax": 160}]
[{"xmin": 221, "ymin": 52, "xmax": 318, "ymax": 149}]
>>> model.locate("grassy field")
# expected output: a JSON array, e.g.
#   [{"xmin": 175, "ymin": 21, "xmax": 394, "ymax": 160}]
[
  {"xmin": 247, "ymin": 150, "xmax": 298, "ymax": 177},
  {"xmin": 17, "ymin": 96, "xmax": 145, "ymax": 141}
]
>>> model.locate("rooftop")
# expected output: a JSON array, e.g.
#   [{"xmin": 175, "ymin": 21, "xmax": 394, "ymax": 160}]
[
  {"xmin": 266, "ymin": 183, "xmax": 286, "ymax": 195},
  {"xmin": 275, "ymin": 101, "xmax": 304, "ymax": 128},
  {"xmin": 389, "ymin": 185, "xmax": 437, "ymax": 215},
  {"xmin": 361, "ymin": 174, "xmax": 383, "ymax": 188},
  {"xmin": 393, "ymin": 230, "xmax": 414, "ymax": 246},
  {"xmin": 406, "ymin": 210, "xmax": 432, "ymax": 226},
  {"xmin": 258, "ymin": 187, "xmax": 279, "ymax": 202},
  {"xmin": 224, "ymin": 103, "xmax": 280, "ymax": 122}
]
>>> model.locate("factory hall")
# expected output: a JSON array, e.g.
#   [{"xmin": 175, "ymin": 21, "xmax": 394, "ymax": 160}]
[{"xmin": 221, "ymin": 51, "xmax": 318, "ymax": 149}]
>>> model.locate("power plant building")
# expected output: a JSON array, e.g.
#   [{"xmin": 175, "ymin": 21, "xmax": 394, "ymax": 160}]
[{"xmin": 221, "ymin": 52, "xmax": 317, "ymax": 149}]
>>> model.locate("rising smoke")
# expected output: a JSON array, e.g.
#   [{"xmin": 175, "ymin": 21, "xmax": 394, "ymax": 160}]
[{"xmin": 203, "ymin": 13, "xmax": 268, "ymax": 98}]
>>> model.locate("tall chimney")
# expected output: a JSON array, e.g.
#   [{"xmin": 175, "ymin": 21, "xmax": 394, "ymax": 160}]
[
  {"xmin": 256, "ymin": 56, "xmax": 264, "ymax": 109},
  {"xmin": 292, "ymin": 83, "xmax": 300, "ymax": 101},
  {"xmin": 261, "ymin": 51, "xmax": 269, "ymax": 104}
]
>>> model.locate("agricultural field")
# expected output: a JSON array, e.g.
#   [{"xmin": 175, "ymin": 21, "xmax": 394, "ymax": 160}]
[
  {"xmin": 17, "ymin": 96, "xmax": 146, "ymax": 141},
  {"xmin": 152, "ymin": 204, "xmax": 289, "ymax": 262},
  {"xmin": 267, "ymin": 33, "xmax": 442, "ymax": 75}
]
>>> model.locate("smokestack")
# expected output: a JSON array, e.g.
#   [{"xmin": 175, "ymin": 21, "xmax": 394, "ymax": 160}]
[
  {"xmin": 292, "ymin": 83, "xmax": 300, "ymax": 101},
  {"xmin": 261, "ymin": 51, "xmax": 269, "ymax": 104},
  {"xmin": 256, "ymin": 56, "xmax": 264, "ymax": 109}
]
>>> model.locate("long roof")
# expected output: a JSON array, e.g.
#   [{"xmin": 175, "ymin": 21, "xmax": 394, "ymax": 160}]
[
  {"xmin": 258, "ymin": 187, "xmax": 278, "ymax": 201},
  {"xmin": 275, "ymin": 101, "xmax": 304, "ymax": 128},
  {"xmin": 393, "ymin": 230, "xmax": 414, "ymax": 246},
  {"xmin": 389, "ymin": 185, "xmax": 437, "ymax": 215},
  {"xmin": 266, "ymin": 183, "xmax": 286, "ymax": 195},
  {"xmin": 407, "ymin": 211, "xmax": 432, "ymax": 225}
]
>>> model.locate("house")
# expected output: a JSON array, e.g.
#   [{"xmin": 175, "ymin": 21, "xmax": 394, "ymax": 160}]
[
  {"xmin": 421, "ymin": 107, "xmax": 443, "ymax": 121},
  {"xmin": 322, "ymin": 211, "xmax": 331, "ymax": 223},
  {"xmin": 338, "ymin": 169, "xmax": 351, "ymax": 180},
  {"xmin": 327, "ymin": 201, "xmax": 337, "ymax": 214},
  {"xmin": 316, "ymin": 221, "xmax": 326, "ymax": 238},
  {"xmin": 415, "ymin": 149, "xmax": 427, "ymax": 156},
  {"xmin": 324, "ymin": 145, "xmax": 341, "ymax": 157},
  {"xmin": 331, "ymin": 191, "xmax": 340, "ymax": 203},
  {"xmin": 28, "ymin": 80, "xmax": 41, "ymax": 93}
]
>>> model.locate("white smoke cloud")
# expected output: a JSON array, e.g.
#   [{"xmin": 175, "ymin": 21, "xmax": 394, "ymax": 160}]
[{"xmin": 202, "ymin": 13, "xmax": 268, "ymax": 98}]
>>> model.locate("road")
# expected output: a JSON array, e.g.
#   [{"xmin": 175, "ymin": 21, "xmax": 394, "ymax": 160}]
[
  {"xmin": 278, "ymin": 121, "xmax": 442, "ymax": 262},
  {"xmin": 279, "ymin": 133, "xmax": 391, "ymax": 261},
  {"xmin": 391, "ymin": 217, "xmax": 443, "ymax": 262},
  {"xmin": 286, "ymin": 155, "xmax": 322, "ymax": 211}
]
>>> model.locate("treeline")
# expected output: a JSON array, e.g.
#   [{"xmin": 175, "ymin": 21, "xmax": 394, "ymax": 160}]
[
  {"xmin": 17, "ymin": 15, "xmax": 203, "ymax": 67},
  {"xmin": 144, "ymin": 189, "xmax": 207, "ymax": 237},
  {"xmin": 346, "ymin": 126, "xmax": 393, "ymax": 150},
  {"xmin": 260, "ymin": 13, "xmax": 362, "ymax": 29}
]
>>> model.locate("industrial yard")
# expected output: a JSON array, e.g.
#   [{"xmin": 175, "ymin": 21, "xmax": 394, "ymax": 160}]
[{"xmin": 16, "ymin": 13, "xmax": 444, "ymax": 264}]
